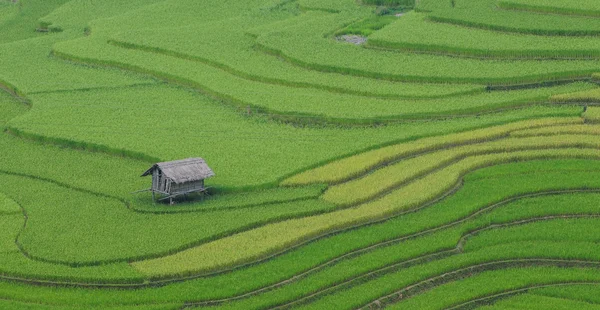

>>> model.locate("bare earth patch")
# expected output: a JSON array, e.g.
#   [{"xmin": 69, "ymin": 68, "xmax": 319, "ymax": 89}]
[{"xmin": 338, "ymin": 35, "xmax": 367, "ymax": 45}]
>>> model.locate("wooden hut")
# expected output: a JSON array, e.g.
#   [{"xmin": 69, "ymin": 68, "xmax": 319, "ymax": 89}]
[{"xmin": 141, "ymin": 158, "xmax": 214, "ymax": 204}]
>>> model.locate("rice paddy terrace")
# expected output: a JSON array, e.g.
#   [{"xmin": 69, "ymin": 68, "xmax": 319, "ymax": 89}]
[{"xmin": 3, "ymin": 0, "xmax": 600, "ymax": 309}]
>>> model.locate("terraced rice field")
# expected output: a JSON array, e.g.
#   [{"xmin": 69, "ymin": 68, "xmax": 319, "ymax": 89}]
[{"xmin": 2, "ymin": 0, "xmax": 600, "ymax": 308}]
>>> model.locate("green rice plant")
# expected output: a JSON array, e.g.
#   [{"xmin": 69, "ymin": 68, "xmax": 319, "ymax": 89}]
[
  {"xmin": 361, "ymin": 0, "xmax": 415, "ymax": 7},
  {"xmin": 585, "ymin": 107, "xmax": 600, "ymax": 124},
  {"xmin": 335, "ymin": 15, "xmax": 397, "ymax": 36},
  {"xmin": 37, "ymin": 0, "xmax": 165, "ymax": 33},
  {"xmin": 32, "ymin": 34, "xmax": 594, "ymax": 121},
  {"xmin": 0, "ymin": 299, "xmax": 182, "ymax": 310},
  {"xmin": 283, "ymin": 117, "xmax": 582, "ymax": 185},
  {"xmin": 1, "ymin": 172, "xmax": 335, "ymax": 266},
  {"xmin": 0, "ymin": 89, "xmax": 28, "ymax": 128},
  {"xmin": 530, "ymin": 284, "xmax": 600, "ymax": 305},
  {"xmin": 130, "ymin": 185, "xmax": 326, "ymax": 213},
  {"xmin": 0, "ymin": 135, "xmax": 149, "ymax": 198},
  {"xmin": 297, "ymin": 0, "xmax": 362, "ymax": 12},
  {"xmin": 322, "ymin": 134, "xmax": 600, "ymax": 205},
  {"xmin": 0, "ymin": 193, "xmax": 20, "ymax": 214},
  {"xmin": 552, "ymin": 88, "xmax": 600, "ymax": 104},
  {"xmin": 216, "ymin": 191, "xmax": 600, "ymax": 310},
  {"xmin": 132, "ymin": 148, "xmax": 600, "ymax": 278},
  {"xmin": 3, "ymin": 0, "xmax": 600, "ymax": 306},
  {"xmin": 369, "ymin": 13, "xmax": 600, "ymax": 59},
  {"xmin": 254, "ymin": 11, "xmax": 600, "ymax": 85},
  {"xmin": 0, "ymin": 1, "xmax": 18, "ymax": 27},
  {"xmin": 0, "ymin": 0, "xmax": 70, "ymax": 45},
  {"xmin": 10, "ymin": 82, "xmax": 577, "ymax": 189},
  {"xmin": 0, "ymin": 251, "xmax": 145, "ymax": 284},
  {"xmin": 386, "ymin": 267, "xmax": 600, "ymax": 310},
  {"xmin": 0, "ymin": 163, "xmax": 597, "ymax": 305},
  {"xmin": 298, "ymin": 249, "xmax": 600, "ymax": 309},
  {"xmin": 480, "ymin": 293, "xmax": 600, "ymax": 310},
  {"xmin": 300, "ymin": 200, "xmax": 600, "ymax": 309},
  {"xmin": 56, "ymin": 31, "xmax": 584, "ymax": 122},
  {"xmin": 428, "ymin": 0, "xmax": 600, "ymax": 36},
  {"xmin": 0, "ymin": 214, "xmax": 22, "ymax": 253},
  {"xmin": 415, "ymin": 0, "xmax": 453, "ymax": 12},
  {"xmin": 464, "ymin": 219, "xmax": 600, "ymax": 250},
  {"xmin": 509, "ymin": 124, "xmax": 600, "ymax": 137},
  {"xmin": 498, "ymin": 0, "xmax": 600, "ymax": 18},
  {"xmin": 106, "ymin": 12, "xmax": 480, "ymax": 101},
  {"xmin": 0, "ymin": 34, "xmax": 155, "ymax": 94}
]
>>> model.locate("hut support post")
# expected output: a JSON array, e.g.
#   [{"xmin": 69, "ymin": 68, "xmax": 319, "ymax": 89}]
[{"xmin": 152, "ymin": 191, "xmax": 156, "ymax": 202}]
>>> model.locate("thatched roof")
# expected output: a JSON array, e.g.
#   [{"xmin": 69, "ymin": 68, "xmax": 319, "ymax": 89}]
[{"xmin": 142, "ymin": 158, "xmax": 215, "ymax": 184}]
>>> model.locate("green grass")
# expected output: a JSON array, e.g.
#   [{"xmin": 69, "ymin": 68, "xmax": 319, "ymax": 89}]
[
  {"xmin": 2, "ymin": 172, "xmax": 335, "ymax": 266},
  {"xmin": 0, "ymin": 34, "xmax": 155, "ymax": 95},
  {"xmin": 37, "ymin": 0, "xmax": 165, "ymax": 33},
  {"xmin": 552, "ymin": 88, "xmax": 600, "ymax": 104},
  {"xmin": 335, "ymin": 14, "xmax": 397, "ymax": 36},
  {"xmin": 0, "ymin": 160, "xmax": 597, "ymax": 307},
  {"xmin": 480, "ymin": 293, "xmax": 600, "ymax": 310},
  {"xmin": 0, "ymin": 213, "xmax": 22, "ymax": 253},
  {"xmin": 132, "ymin": 147, "xmax": 600, "ymax": 278},
  {"xmin": 428, "ymin": 0, "xmax": 600, "ymax": 36},
  {"xmin": 284, "ymin": 117, "xmax": 581, "ymax": 185},
  {"xmin": 0, "ymin": 1, "xmax": 18, "ymax": 26},
  {"xmin": 322, "ymin": 134, "xmax": 600, "ymax": 205},
  {"xmin": 0, "ymin": 192, "xmax": 20, "ymax": 214},
  {"xmin": 530, "ymin": 284, "xmax": 600, "ymax": 305},
  {"xmin": 498, "ymin": 0, "xmax": 600, "ymax": 18},
  {"xmin": 464, "ymin": 218, "xmax": 600, "ymax": 251},
  {"xmin": 0, "ymin": 89, "xmax": 28, "ymax": 128},
  {"xmin": 103, "ymin": 13, "xmax": 482, "ymax": 101},
  {"xmin": 0, "ymin": 0, "xmax": 70, "ymax": 44},
  {"xmin": 9, "ymin": 83, "xmax": 579, "ymax": 189},
  {"xmin": 386, "ymin": 267, "xmax": 600, "ymax": 310},
  {"xmin": 2, "ymin": 0, "xmax": 600, "ymax": 307},
  {"xmin": 510, "ymin": 124, "xmax": 600, "ymax": 137},
  {"xmin": 361, "ymin": 0, "xmax": 414, "ymax": 7},
  {"xmin": 369, "ymin": 12, "xmax": 600, "ymax": 59},
  {"xmin": 254, "ymin": 11, "xmax": 600, "ymax": 84},
  {"xmin": 131, "ymin": 184, "xmax": 327, "ymax": 213}
]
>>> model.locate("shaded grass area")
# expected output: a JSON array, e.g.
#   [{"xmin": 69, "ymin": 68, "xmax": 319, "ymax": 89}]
[
  {"xmin": 2, "ymin": 172, "xmax": 336, "ymax": 266},
  {"xmin": 0, "ymin": 88, "xmax": 28, "ymax": 128}
]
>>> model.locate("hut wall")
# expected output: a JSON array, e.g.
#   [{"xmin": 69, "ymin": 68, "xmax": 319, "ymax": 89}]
[
  {"xmin": 152, "ymin": 170, "xmax": 171, "ymax": 194},
  {"xmin": 170, "ymin": 180, "xmax": 205, "ymax": 195}
]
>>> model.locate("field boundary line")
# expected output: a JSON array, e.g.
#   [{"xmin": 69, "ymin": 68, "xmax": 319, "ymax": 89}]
[
  {"xmin": 0, "ymin": 171, "xmax": 335, "ymax": 271},
  {"xmin": 358, "ymin": 259, "xmax": 600, "ymax": 310},
  {"xmin": 447, "ymin": 282, "xmax": 600, "ymax": 309},
  {"xmin": 53, "ymin": 42, "xmax": 568, "ymax": 125},
  {"xmin": 264, "ymin": 214, "xmax": 600, "ymax": 309},
  {"xmin": 108, "ymin": 39, "xmax": 482, "ymax": 101}
]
